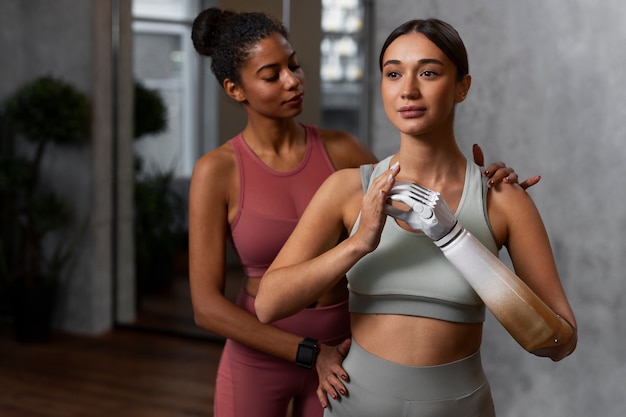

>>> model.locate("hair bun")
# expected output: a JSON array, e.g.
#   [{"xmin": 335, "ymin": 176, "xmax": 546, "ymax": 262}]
[{"xmin": 191, "ymin": 7, "xmax": 235, "ymax": 57}]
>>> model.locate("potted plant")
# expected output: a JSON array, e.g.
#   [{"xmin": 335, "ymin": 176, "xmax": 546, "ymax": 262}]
[
  {"xmin": 0, "ymin": 75, "xmax": 90, "ymax": 342},
  {"xmin": 134, "ymin": 159, "xmax": 187, "ymax": 293},
  {"xmin": 132, "ymin": 81, "xmax": 187, "ymax": 293}
]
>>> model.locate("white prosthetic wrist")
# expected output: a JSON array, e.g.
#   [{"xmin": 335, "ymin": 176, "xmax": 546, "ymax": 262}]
[{"xmin": 387, "ymin": 181, "xmax": 574, "ymax": 354}]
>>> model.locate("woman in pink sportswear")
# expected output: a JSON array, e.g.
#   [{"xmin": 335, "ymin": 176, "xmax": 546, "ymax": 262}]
[{"xmin": 187, "ymin": 7, "xmax": 533, "ymax": 417}]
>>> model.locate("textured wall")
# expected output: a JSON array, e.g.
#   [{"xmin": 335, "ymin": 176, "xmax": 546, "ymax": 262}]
[
  {"xmin": 0, "ymin": 0, "xmax": 117, "ymax": 335},
  {"xmin": 370, "ymin": 1, "xmax": 626, "ymax": 416}
]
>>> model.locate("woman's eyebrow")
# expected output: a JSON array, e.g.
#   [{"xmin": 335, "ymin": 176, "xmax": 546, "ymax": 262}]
[
  {"xmin": 256, "ymin": 51, "xmax": 297, "ymax": 74},
  {"xmin": 382, "ymin": 57, "xmax": 444, "ymax": 68}
]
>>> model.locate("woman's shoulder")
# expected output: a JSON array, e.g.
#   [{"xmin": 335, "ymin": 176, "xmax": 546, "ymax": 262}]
[
  {"xmin": 314, "ymin": 126, "xmax": 378, "ymax": 169},
  {"xmin": 488, "ymin": 181, "xmax": 534, "ymax": 207},
  {"xmin": 315, "ymin": 126, "xmax": 360, "ymax": 149},
  {"xmin": 191, "ymin": 141, "xmax": 237, "ymax": 184},
  {"xmin": 487, "ymin": 181, "xmax": 541, "ymax": 244},
  {"xmin": 316, "ymin": 164, "xmax": 364, "ymax": 199}
]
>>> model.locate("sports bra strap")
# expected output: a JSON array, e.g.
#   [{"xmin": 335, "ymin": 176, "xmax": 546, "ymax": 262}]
[{"xmin": 360, "ymin": 163, "xmax": 375, "ymax": 193}]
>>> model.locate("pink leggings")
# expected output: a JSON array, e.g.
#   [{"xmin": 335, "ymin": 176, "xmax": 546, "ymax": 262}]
[{"xmin": 214, "ymin": 290, "xmax": 351, "ymax": 417}]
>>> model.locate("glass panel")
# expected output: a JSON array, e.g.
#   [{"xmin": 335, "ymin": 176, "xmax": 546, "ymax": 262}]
[
  {"xmin": 130, "ymin": 0, "xmax": 206, "ymax": 339},
  {"xmin": 132, "ymin": 0, "xmax": 201, "ymax": 179},
  {"xmin": 132, "ymin": 0, "xmax": 197, "ymax": 21},
  {"xmin": 320, "ymin": 0, "xmax": 369, "ymax": 144},
  {"xmin": 133, "ymin": 29, "xmax": 187, "ymax": 177}
]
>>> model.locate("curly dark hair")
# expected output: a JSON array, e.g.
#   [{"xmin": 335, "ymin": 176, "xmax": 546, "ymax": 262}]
[{"xmin": 191, "ymin": 7, "xmax": 289, "ymax": 87}]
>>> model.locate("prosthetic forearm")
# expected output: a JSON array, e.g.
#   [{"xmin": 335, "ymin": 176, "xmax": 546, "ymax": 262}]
[{"xmin": 387, "ymin": 182, "xmax": 574, "ymax": 354}]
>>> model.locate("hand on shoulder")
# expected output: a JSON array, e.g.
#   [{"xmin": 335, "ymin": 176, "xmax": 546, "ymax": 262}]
[{"xmin": 487, "ymin": 181, "xmax": 540, "ymax": 247}]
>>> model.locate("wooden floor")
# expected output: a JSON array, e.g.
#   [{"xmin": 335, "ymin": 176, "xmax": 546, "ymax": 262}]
[
  {"xmin": 0, "ymin": 270, "xmax": 248, "ymax": 417},
  {"xmin": 0, "ymin": 323, "xmax": 224, "ymax": 417}
]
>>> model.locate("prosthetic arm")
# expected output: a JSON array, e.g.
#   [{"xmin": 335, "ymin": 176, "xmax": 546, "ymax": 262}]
[{"xmin": 386, "ymin": 181, "xmax": 574, "ymax": 354}]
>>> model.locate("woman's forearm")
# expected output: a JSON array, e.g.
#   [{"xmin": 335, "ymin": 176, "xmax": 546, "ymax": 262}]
[
  {"xmin": 193, "ymin": 291, "xmax": 307, "ymax": 361},
  {"xmin": 256, "ymin": 236, "xmax": 367, "ymax": 323}
]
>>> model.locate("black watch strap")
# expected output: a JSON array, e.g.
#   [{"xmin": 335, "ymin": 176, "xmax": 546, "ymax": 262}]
[{"xmin": 295, "ymin": 337, "xmax": 319, "ymax": 369}]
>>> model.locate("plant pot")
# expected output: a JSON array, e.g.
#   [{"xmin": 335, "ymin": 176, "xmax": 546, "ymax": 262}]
[{"xmin": 11, "ymin": 281, "xmax": 57, "ymax": 343}]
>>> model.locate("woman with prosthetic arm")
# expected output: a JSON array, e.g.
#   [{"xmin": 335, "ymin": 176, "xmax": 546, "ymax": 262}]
[
  {"xmin": 256, "ymin": 17, "xmax": 576, "ymax": 416},
  {"xmin": 189, "ymin": 8, "xmax": 531, "ymax": 417},
  {"xmin": 387, "ymin": 181, "xmax": 576, "ymax": 359}
]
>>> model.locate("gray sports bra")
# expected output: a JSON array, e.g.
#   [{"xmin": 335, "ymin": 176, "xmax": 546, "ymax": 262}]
[{"xmin": 346, "ymin": 156, "xmax": 498, "ymax": 323}]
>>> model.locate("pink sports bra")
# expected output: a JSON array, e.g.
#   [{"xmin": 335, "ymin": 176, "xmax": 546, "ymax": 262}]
[{"xmin": 229, "ymin": 124, "xmax": 336, "ymax": 277}]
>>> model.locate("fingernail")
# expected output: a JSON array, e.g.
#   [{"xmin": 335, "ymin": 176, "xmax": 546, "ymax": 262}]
[
  {"xmin": 483, "ymin": 170, "xmax": 489, "ymax": 176},
  {"xmin": 391, "ymin": 161, "xmax": 399, "ymax": 170},
  {"xmin": 504, "ymin": 176, "xmax": 510, "ymax": 183},
  {"xmin": 488, "ymin": 180, "xmax": 494, "ymax": 187}
]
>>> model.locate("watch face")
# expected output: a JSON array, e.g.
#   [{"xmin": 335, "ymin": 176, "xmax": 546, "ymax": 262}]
[
  {"xmin": 296, "ymin": 338, "xmax": 319, "ymax": 368},
  {"xmin": 301, "ymin": 347, "xmax": 315, "ymax": 362}
]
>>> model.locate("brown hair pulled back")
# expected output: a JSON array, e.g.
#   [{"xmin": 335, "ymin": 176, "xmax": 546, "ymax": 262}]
[{"xmin": 379, "ymin": 18, "xmax": 469, "ymax": 81}]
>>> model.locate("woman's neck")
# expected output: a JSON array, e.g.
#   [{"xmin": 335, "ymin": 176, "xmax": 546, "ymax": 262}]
[
  {"xmin": 242, "ymin": 117, "xmax": 304, "ymax": 155},
  {"xmin": 241, "ymin": 118, "xmax": 307, "ymax": 171},
  {"xmin": 392, "ymin": 133, "xmax": 466, "ymax": 191}
]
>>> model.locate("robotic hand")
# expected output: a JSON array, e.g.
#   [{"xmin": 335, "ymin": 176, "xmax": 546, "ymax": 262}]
[
  {"xmin": 385, "ymin": 181, "xmax": 458, "ymax": 241},
  {"xmin": 386, "ymin": 181, "xmax": 575, "ymax": 359}
]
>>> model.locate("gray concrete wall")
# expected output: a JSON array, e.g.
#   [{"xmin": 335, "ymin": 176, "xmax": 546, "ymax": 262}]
[
  {"xmin": 0, "ymin": 0, "xmax": 128, "ymax": 335},
  {"xmin": 369, "ymin": 1, "xmax": 625, "ymax": 416}
]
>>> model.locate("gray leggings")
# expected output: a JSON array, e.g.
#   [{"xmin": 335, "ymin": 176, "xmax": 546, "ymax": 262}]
[{"xmin": 325, "ymin": 341, "xmax": 496, "ymax": 417}]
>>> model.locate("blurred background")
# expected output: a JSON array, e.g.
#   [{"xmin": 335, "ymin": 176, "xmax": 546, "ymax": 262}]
[{"xmin": 1, "ymin": 0, "xmax": 624, "ymax": 416}]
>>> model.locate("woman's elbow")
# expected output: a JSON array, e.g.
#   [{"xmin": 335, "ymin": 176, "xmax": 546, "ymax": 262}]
[
  {"xmin": 254, "ymin": 296, "xmax": 275, "ymax": 324},
  {"xmin": 192, "ymin": 306, "xmax": 217, "ymax": 332}
]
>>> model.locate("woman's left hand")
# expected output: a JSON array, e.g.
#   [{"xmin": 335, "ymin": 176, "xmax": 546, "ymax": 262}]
[
  {"xmin": 315, "ymin": 338, "xmax": 352, "ymax": 408},
  {"xmin": 473, "ymin": 143, "xmax": 541, "ymax": 189}
]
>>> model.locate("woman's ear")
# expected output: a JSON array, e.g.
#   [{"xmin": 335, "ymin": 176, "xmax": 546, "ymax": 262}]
[
  {"xmin": 455, "ymin": 74, "xmax": 471, "ymax": 103},
  {"xmin": 224, "ymin": 78, "xmax": 246, "ymax": 103}
]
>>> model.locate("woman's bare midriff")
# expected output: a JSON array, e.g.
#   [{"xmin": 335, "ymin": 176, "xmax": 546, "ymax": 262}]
[
  {"xmin": 245, "ymin": 276, "xmax": 349, "ymax": 307},
  {"xmin": 351, "ymin": 313, "xmax": 483, "ymax": 366}
]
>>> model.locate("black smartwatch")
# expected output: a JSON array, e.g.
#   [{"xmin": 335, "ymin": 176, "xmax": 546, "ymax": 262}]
[{"xmin": 295, "ymin": 337, "xmax": 319, "ymax": 369}]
